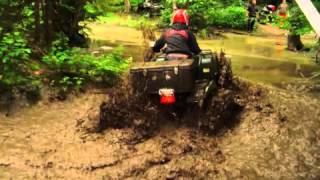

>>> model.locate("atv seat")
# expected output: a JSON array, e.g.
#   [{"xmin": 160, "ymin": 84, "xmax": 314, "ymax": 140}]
[{"xmin": 166, "ymin": 53, "xmax": 189, "ymax": 60}]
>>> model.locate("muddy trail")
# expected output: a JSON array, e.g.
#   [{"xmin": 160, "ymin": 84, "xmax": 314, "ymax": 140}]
[{"xmin": 1, "ymin": 77, "xmax": 320, "ymax": 179}]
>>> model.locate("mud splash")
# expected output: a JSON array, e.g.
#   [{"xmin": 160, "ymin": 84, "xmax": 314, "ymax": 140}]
[
  {"xmin": 98, "ymin": 76, "xmax": 267, "ymax": 134},
  {"xmin": 1, "ymin": 77, "xmax": 320, "ymax": 179}
]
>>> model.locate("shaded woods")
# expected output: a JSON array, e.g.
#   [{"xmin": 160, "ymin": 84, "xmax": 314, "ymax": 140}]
[{"xmin": 0, "ymin": 0, "xmax": 128, "ymax": 114}]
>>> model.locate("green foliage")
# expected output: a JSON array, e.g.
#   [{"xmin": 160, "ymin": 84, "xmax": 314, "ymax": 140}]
[
  {"xmin": 131, "ymin": 0, "xmax": 144, "ymax": 7},
  {"xmin": 207, "ymin": 6, "xmax": 246, "ymax": 29},
  {"xmin": 57, "ymin": 76, "xmax": 85, "ymax": 92},
  {"xmin": 0, "ymin": 32, "xmax": 40, "ymax": 87},
  {"xmin": 84, "ymin": 2, "xmax": 100, "ymax": 18},
  {"xmin": 97, "ymin": 13, "xmax": 156, "ymax": 29},
  {"xmin": 160, "ymin": 0, "xmax": 246, "ymax": 30},
  {"xmin": 87, "ymin": 0, "xmax": 125, "ymax": 14},
  {"xmin": 86, "ymin": 0, "xmax": 146, "ymax": 15},
  {"xmin": 0, "ymin": 0, "xmax": 132, "ymax": 96},
  {"xmin": 274, "ymin": 1, "xmax": 320, "ymax": 35},
  {"xmin": 0, "ymin": 0, "xmax": 134, "ymax": 98},
  {"xmin": 274, "ymin": 6, "xmax": 312, "ymax": 35},
  {"xmin": 42, "ymin": 42, "xmax": 130, "ymax": 92}
]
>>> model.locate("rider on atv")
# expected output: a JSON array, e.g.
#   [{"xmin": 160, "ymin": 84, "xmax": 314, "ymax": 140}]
[{"xmin": 152, "ymin": 5, "xmax": 201, "ymax": 60}]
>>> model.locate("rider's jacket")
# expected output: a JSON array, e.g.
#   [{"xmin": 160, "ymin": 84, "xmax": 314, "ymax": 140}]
[{"xmin": 152, "ymin": 23, "xmax": 201, "ymax": 57}]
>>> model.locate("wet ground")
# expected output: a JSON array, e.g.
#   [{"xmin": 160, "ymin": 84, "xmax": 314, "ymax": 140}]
[
  {"xmin": 1, "ymin": 22, "xmax": 320, "ymax": 179},
  {"xmin": 1, "ymin": 79, "xmax": 319, "ymax": 179}
]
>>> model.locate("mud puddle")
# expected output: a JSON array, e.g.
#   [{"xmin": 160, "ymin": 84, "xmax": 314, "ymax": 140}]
[
  {"xmin": 88, "ymin": 23, "xmax": 320, "ymax": 90},
  {"xmin": 1, "ymin": 77, "xmax": 320, "ymax": 179}
]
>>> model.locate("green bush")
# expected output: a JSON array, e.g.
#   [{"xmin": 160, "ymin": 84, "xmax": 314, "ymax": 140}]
[
  {"xmin": 42, "ymin": 41, "xmax": 130, "ymax": 92},
  {"xmin": 207, "ymin": 6, "xmax": 247, "ymax": 30},
  {"xmin": 0, "ymin": 32, "xmax": 40, "ymax": 88},
  {"xmin": 131, "ymin": 0, "xmax": 144, "ymax": 7},
  {"xmin": 0, "ymin": 19, "xmax": 130, "ymax": 94},
  {"xmin": 97, "ymin": 13, "xmax": 156, "ymax": 29},
  {"xmin": 86, "ymin": 0, "xmax": 128, "ymax": 14}
]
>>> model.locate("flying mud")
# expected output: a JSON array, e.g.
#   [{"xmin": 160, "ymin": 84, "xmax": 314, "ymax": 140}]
[
  {"xmin": 98, "ymin": 51, "xmax": 236, "ymax": 135},
  {"xmin": 1, "ymin": 76, "xmax": 320, "ymax": 179},
  {"xmin": 97, "ymin": 74, "xmax": 262, "ymax": 134}
]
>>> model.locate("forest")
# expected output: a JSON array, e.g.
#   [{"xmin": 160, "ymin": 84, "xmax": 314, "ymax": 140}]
[{"xmin": 0, "ymin": 0, "xmax": 320, "ymax": 179}]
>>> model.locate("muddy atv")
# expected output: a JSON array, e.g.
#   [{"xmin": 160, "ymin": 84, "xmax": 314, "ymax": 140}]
[
  {"xmin": 257, "ymin": 5, "xmax": 276, "ymax": 24},
  {"xmin": 130, "ymin": 50, "xmax": 232, "ymax": 109},
  {"xmin": 137, "ymin": 0, "xmax": 164, "ymax": 17},
  {"xmin": 100, "ymin": 51, "xmax": 232, "ymax": 130}
]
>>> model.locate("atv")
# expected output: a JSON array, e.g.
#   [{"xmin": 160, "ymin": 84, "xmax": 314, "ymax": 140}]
[
  {"xmin": 129, "ymin": 50, "xmax": 232, "ymax": 110},
  {"xmin": 257, "ymin": 5, "xmax": 277, "ymax": 24},
  {"xmin": 137, "ymin": 0, "xmax": 164, "ymax": 17}
]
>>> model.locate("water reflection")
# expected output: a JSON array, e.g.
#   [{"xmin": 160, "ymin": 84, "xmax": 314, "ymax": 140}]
[{"xmin": 88, "ymin": 24, "xmax": 319, "ymax": 87}]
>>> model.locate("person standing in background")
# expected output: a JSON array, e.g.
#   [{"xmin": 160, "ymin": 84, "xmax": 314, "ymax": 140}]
[
  {"xmin": 247, "ymin": 0, "xmax": 257, "ymax": 33},
  {"xmin": 278, "ymin": 0, "xmax": 288, "ymax": 18}
]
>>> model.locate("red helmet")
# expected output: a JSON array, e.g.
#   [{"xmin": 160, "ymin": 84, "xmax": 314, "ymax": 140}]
[{"xmin": 172, "ymin": 9, "xmax": 190, "ymax": 25}]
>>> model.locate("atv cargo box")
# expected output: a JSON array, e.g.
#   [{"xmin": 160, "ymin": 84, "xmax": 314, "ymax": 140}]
[{"xmin": 130, "ymin": 59, "xmax": 197, "ymax": 94}]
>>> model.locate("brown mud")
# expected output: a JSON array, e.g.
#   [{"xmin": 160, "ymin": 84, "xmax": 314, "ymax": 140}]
[{"xmin": 2, "ymin": 76, "xmax": 319, "ymax": 179}]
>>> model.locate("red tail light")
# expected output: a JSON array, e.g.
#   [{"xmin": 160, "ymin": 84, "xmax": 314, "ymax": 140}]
[
  {"xmin": 160, "ymin": 95, "xmax": 176, "ymax": 105},
  {"xmin": 159, "ymin": 88, "xmax": 175, "ymax": 105}
]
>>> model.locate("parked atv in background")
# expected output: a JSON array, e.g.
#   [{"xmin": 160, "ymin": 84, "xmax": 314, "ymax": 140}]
[
  {"xmin": 258, "ymin": 5, "xmax": 277, "ymax": 24},
  {"xmin": 137, "ymin": 0, "xmax": 164, "ymax": 17}
]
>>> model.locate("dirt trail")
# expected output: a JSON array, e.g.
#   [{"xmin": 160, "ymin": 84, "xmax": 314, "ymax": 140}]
[{"xmin": 1, "ymin": 78, "xmax": 319, "ymax": 179}]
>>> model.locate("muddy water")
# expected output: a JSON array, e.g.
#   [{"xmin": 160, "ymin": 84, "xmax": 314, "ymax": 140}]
[
  {"xmin": 88, "ymin": 24, "xmax": 144, "ymax": 60},
  {"xmin": 0, "ymin": 23, "xmax": 320, "ymax": 179},
  {"xmin": 201, "ymin": 35, "xmax": 318, "ymax": 86},
  {"xmin": 88, "ymin": 23, "xmax": 318, "ymax": 87}
]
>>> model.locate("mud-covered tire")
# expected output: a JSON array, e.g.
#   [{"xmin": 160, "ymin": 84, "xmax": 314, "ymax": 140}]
[
  {"xmin": 217, "ymin": 52, "xmax": 233, "ymax": 89},
  {"xmin": 198, "ymin": 89, "xmax": 241, "ymax": 133}
]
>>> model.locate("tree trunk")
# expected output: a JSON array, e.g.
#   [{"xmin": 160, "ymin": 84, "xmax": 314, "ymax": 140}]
[
  {"xmin": 287, "ymin": 34, "xmax": 304, "ymax": 51},
  {"xmin": 44, "ymin": 0, "xmax": 53, "ymax": 47},
  {"xmin": 124, "ymin": 0, "xmax": 131, "ymax": 14},
  {"xmin": 34, "ymin": 0, "xmax": 41, "ymax": 43}
]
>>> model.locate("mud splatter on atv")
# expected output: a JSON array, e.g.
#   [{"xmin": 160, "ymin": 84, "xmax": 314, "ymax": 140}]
[{"xmin": 99, "ymin": 51, "xmax": 251, "ymax": 135}]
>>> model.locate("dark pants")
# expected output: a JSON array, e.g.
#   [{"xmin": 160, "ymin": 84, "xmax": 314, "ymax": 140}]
[{"xmin": 247, "ymin": 17, "xmax": 256, "ymax": 33}]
